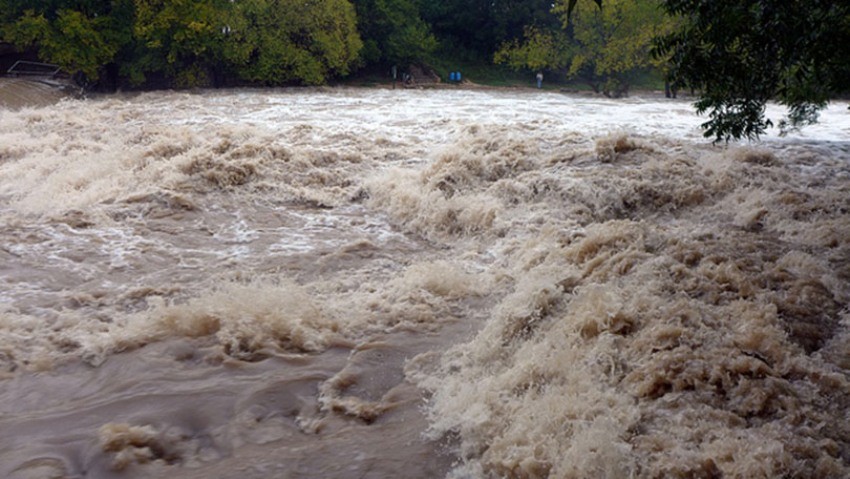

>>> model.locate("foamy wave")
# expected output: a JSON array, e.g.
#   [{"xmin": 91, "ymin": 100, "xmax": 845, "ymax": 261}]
[
  {"xmin": 0, "ymin": 280, "xmax": 342, "ymax": 372},
  {"xmin": 405, "ymin": 134, "xmax": 850, "ymax": 478},
  {"xmin": 0, "ymin": 108, "xmax": 374, "ymax": 220}
]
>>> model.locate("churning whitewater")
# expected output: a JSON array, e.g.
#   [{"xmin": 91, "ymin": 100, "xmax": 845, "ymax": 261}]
[{"xmin": 1, "ymin": 84, "xmax": 849, "ymax": 478}]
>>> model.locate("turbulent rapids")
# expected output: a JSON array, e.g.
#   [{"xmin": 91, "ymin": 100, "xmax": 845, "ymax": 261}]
[{"xmin": 1, "ymin": 84, "xmax": 849, "ymax": 478}]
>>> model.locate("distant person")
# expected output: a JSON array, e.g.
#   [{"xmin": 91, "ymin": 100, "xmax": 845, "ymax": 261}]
[
  {"xmin": 536, "ymin": 72, "xmax": 543, "ymax": 89},
  {"xmin": 665, "ymin": 80, "xmax": 678, "ymax": 99}
]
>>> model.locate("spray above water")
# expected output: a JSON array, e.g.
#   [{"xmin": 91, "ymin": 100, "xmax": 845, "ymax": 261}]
[{"xmin": 0, "ymin": 88, "xmax": 848, "ymax": 478}]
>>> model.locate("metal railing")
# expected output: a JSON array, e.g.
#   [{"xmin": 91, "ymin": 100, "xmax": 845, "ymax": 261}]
[{"xmin": 6, "ymin": 60, "xmax": 62, "ymax": 78}]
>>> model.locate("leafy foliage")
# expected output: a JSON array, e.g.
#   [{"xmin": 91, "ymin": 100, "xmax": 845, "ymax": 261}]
[
  {"xmin": 494, "ymin": 27, "xmax": 572, "ymax": 73},
  {"xmin": 353, "ymin": 0, "xmax": 436, "ymax": 65},
  {"xmin": 497, "ymin": 0, "xmax": 673, "ymax": 97},
  {"xmin": 132, "ymin": 0, "xmax": 231, "ymax": 86},
  {"xmin": 564, "ymin": 0, "xmax": 602, "ymax": 18},
  {"xmin": 560, "ymin": 0, "xmax": 671, "ymax": 96},
  {"xmin": 656, "ymin": 0, "xmax": 850, "ymax": 141},
  {"xmin": 131, "ymin": 0, "xmax": 362, "ymax": 87},
  {"xmin": 1, "ymin": 1, "xmax": 132, "ymax": 80},
  {"xmin": 1, "ymin": 0, "xmax": 361, "ymax": 87},
  {"xmin": 419, "ymin": 0, "xmax": 561, "ymax": 58}
]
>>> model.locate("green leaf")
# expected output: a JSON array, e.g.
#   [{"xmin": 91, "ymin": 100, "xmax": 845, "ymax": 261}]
[{"xmin": 566, "ymin": 0, "xmax": 603, "ymax": 18}]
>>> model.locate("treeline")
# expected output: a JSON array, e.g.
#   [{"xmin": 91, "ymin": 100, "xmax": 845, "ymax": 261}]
[
  {"xmin": 0, "ymin": 0, "xmax": 363, "ymax": 88},
  {"xmin": 0, "ymin": 0, "xmax": 665, "ymax": 91},
  {"xmin": 0, "ymin": 0, "xmax": 512, "ymax": 88},
  {"xmin": 2, "ymin": 1, "xmax": 848, "ymax": 140}
]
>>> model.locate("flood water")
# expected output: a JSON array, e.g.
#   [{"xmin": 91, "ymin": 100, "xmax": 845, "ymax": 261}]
[
  {"xmin": 1, "ymin": 80, "xmax": 849, "ymax": 478},
  {"xmin": 0, "ymin": 78, "xmax": 74, "ymax": 110}
]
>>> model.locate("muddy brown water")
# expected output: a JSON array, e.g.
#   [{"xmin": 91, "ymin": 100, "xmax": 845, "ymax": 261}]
[
  {"xmin": 1, "ymin": 82, "xmax": 849, "ymax": 478},
  {"xmin": 0, "ymin": 78, "xmax": 72, "ymax": 110}
]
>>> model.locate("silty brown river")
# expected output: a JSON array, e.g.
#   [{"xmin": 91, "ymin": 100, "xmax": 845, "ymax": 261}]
[{"xmin": 1, "ymin": 81, "xmax": 849, "ymax": 478}]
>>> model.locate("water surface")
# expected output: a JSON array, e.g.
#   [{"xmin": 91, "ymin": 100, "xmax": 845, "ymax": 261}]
[{"xmin": 1, "ymin": 84, "xmax": 849, "ymax": 478}]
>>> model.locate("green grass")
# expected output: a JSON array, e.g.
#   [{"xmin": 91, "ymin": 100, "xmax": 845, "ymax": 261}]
[
  {"xmin": 336, "ymin": 50, "xmax": 668, "ymax": 94},
  {"xmin": 332, "ymin": 65, "xmax": 389, "ymax": 87},
  {"xmin": 426, "ymin": 56, "xmax": 532, "ymax": 87},
  {"xmin": 629, "ymin": 69, "xmax": 667, "ymax": 91},
  {"xmin": 425, "ymin": 52, "xmax": 666, "ymax": 92}
]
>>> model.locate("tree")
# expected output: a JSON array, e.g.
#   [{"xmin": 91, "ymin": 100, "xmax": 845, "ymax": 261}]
[
  {"xmin": 496, "ymin": 0, "xmax": 673, "ymax": 97},
  {"xmin": 352, "ymin": 0, "xmax": 436, "ymax": 65},
  {"xmin": 233, "ymin": 0, "xmax": 362, "ymax": 86},
  {"xmin": 417, "ymin": 0, "xmax": 560, "ymax": 59},
  {"xmin": 1, "ymin": 0, "xmax": 362, "ymax": 88},
  {"xmin": 494, "ymin": 26, "xmax": 572, "ymax": 74},
  {"xmin": 0, "ymin": 0, "xmax": 134, "ymax": 81},
  {"xmin": 656, "ymin": 0, "xmax": 850, "ymax": 141},
  {"xmin": 130, "ymin": 0, "xmax": 362, "ymax": 87},
  {"xmin": 564, "ymin": 0, "xmax": 603, "ymax": 17},
  {"xmin": 418, "ymin": 0, "xmax": 493, "ymax": 57},
  {"xmin": 132, "ymin": 0, "xmax": 234, "ymax": 86},
  {"xmin": 488, "ymin": 0, "xmax": 564, "ymax": 53}
]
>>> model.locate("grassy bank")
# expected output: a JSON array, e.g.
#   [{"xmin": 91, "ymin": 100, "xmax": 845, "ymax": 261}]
[{"xmin": 339, "ymin": 51, "xmax": 667, "ymax": 94}]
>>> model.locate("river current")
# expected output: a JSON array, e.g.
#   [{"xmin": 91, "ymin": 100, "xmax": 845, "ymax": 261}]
[{"xmin": 1, "ymin": 81, "xmax": 849, "ymax": 478}]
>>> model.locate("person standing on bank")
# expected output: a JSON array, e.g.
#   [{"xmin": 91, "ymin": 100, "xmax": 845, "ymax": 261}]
[{"xmin": 536, "ymin": 72, "xmax": 543, "ymax": 89}]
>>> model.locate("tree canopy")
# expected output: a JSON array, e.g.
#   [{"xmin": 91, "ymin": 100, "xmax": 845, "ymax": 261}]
[
  {"xmin": 0, "ymin": 0, "xmax": 132, "ymax": 80},
  {"xmin": 656, "ymin": 0, "xmax": 850, "ymax": 141},
  {"xmin": 231, "ymin": 0, "xmax": 362, "ymax": 86},
  {"xmin": 1, "ymin": 0, "xmax": 362, "ymax": 87},
  {"xmin": 496, "ymin": 0, "xmax": 673, "ymax": 97},
  {"xmin": 353, "ymin": 0, "xmax": 436, "ymax": 65}
]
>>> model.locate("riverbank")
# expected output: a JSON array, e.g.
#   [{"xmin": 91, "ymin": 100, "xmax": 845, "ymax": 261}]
[
  {"xmin": 332, "ymin": 62, "xmax": 663, "ymax": 93},
  {"xmin": 0, "ymin": 72, "xmax": 678, "ymax": 116}
]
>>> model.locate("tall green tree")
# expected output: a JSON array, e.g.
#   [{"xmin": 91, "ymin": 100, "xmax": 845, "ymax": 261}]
[
  {"xmin": 130, "ymin": 0, "xmax": 361, "ymax": 87},
  {"xmin": 0, "ymin": 0, "xmax": 134, "ymax": 81},
  {"xmin": 490, "ymin": 0, "xmax": 563, "ymax": 44},
  {"xmin": 233, "ymin": 0, "xmax": 362, "ymax": 85},
  {"xmin": 353, "ymin": 0, "xmax": 436, "ymax": 65},
  {"xmin": 496, "ymin": 0, "xmax": 673, "ymax": 97},
  {"xmin": 494, "ymin": 26, "xmax": 572, "ymax": 73},
  {"xmin": 418, "ymin": 0, "xmax": 559, "ymax": 58},
  {"xmin": 656, "ymin": 0, "xmax": 850, "ymax": 141},
  {"xmin": 132, "ymin": 0, "xmax": 234, "ymax": 86},
  {"xmin": 1, "ymin": 0, "xmax": 362, "ymax": 88},
  {"xmin": 418, "ymin": 0, "xmax": 492, "ymax": 56}
]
